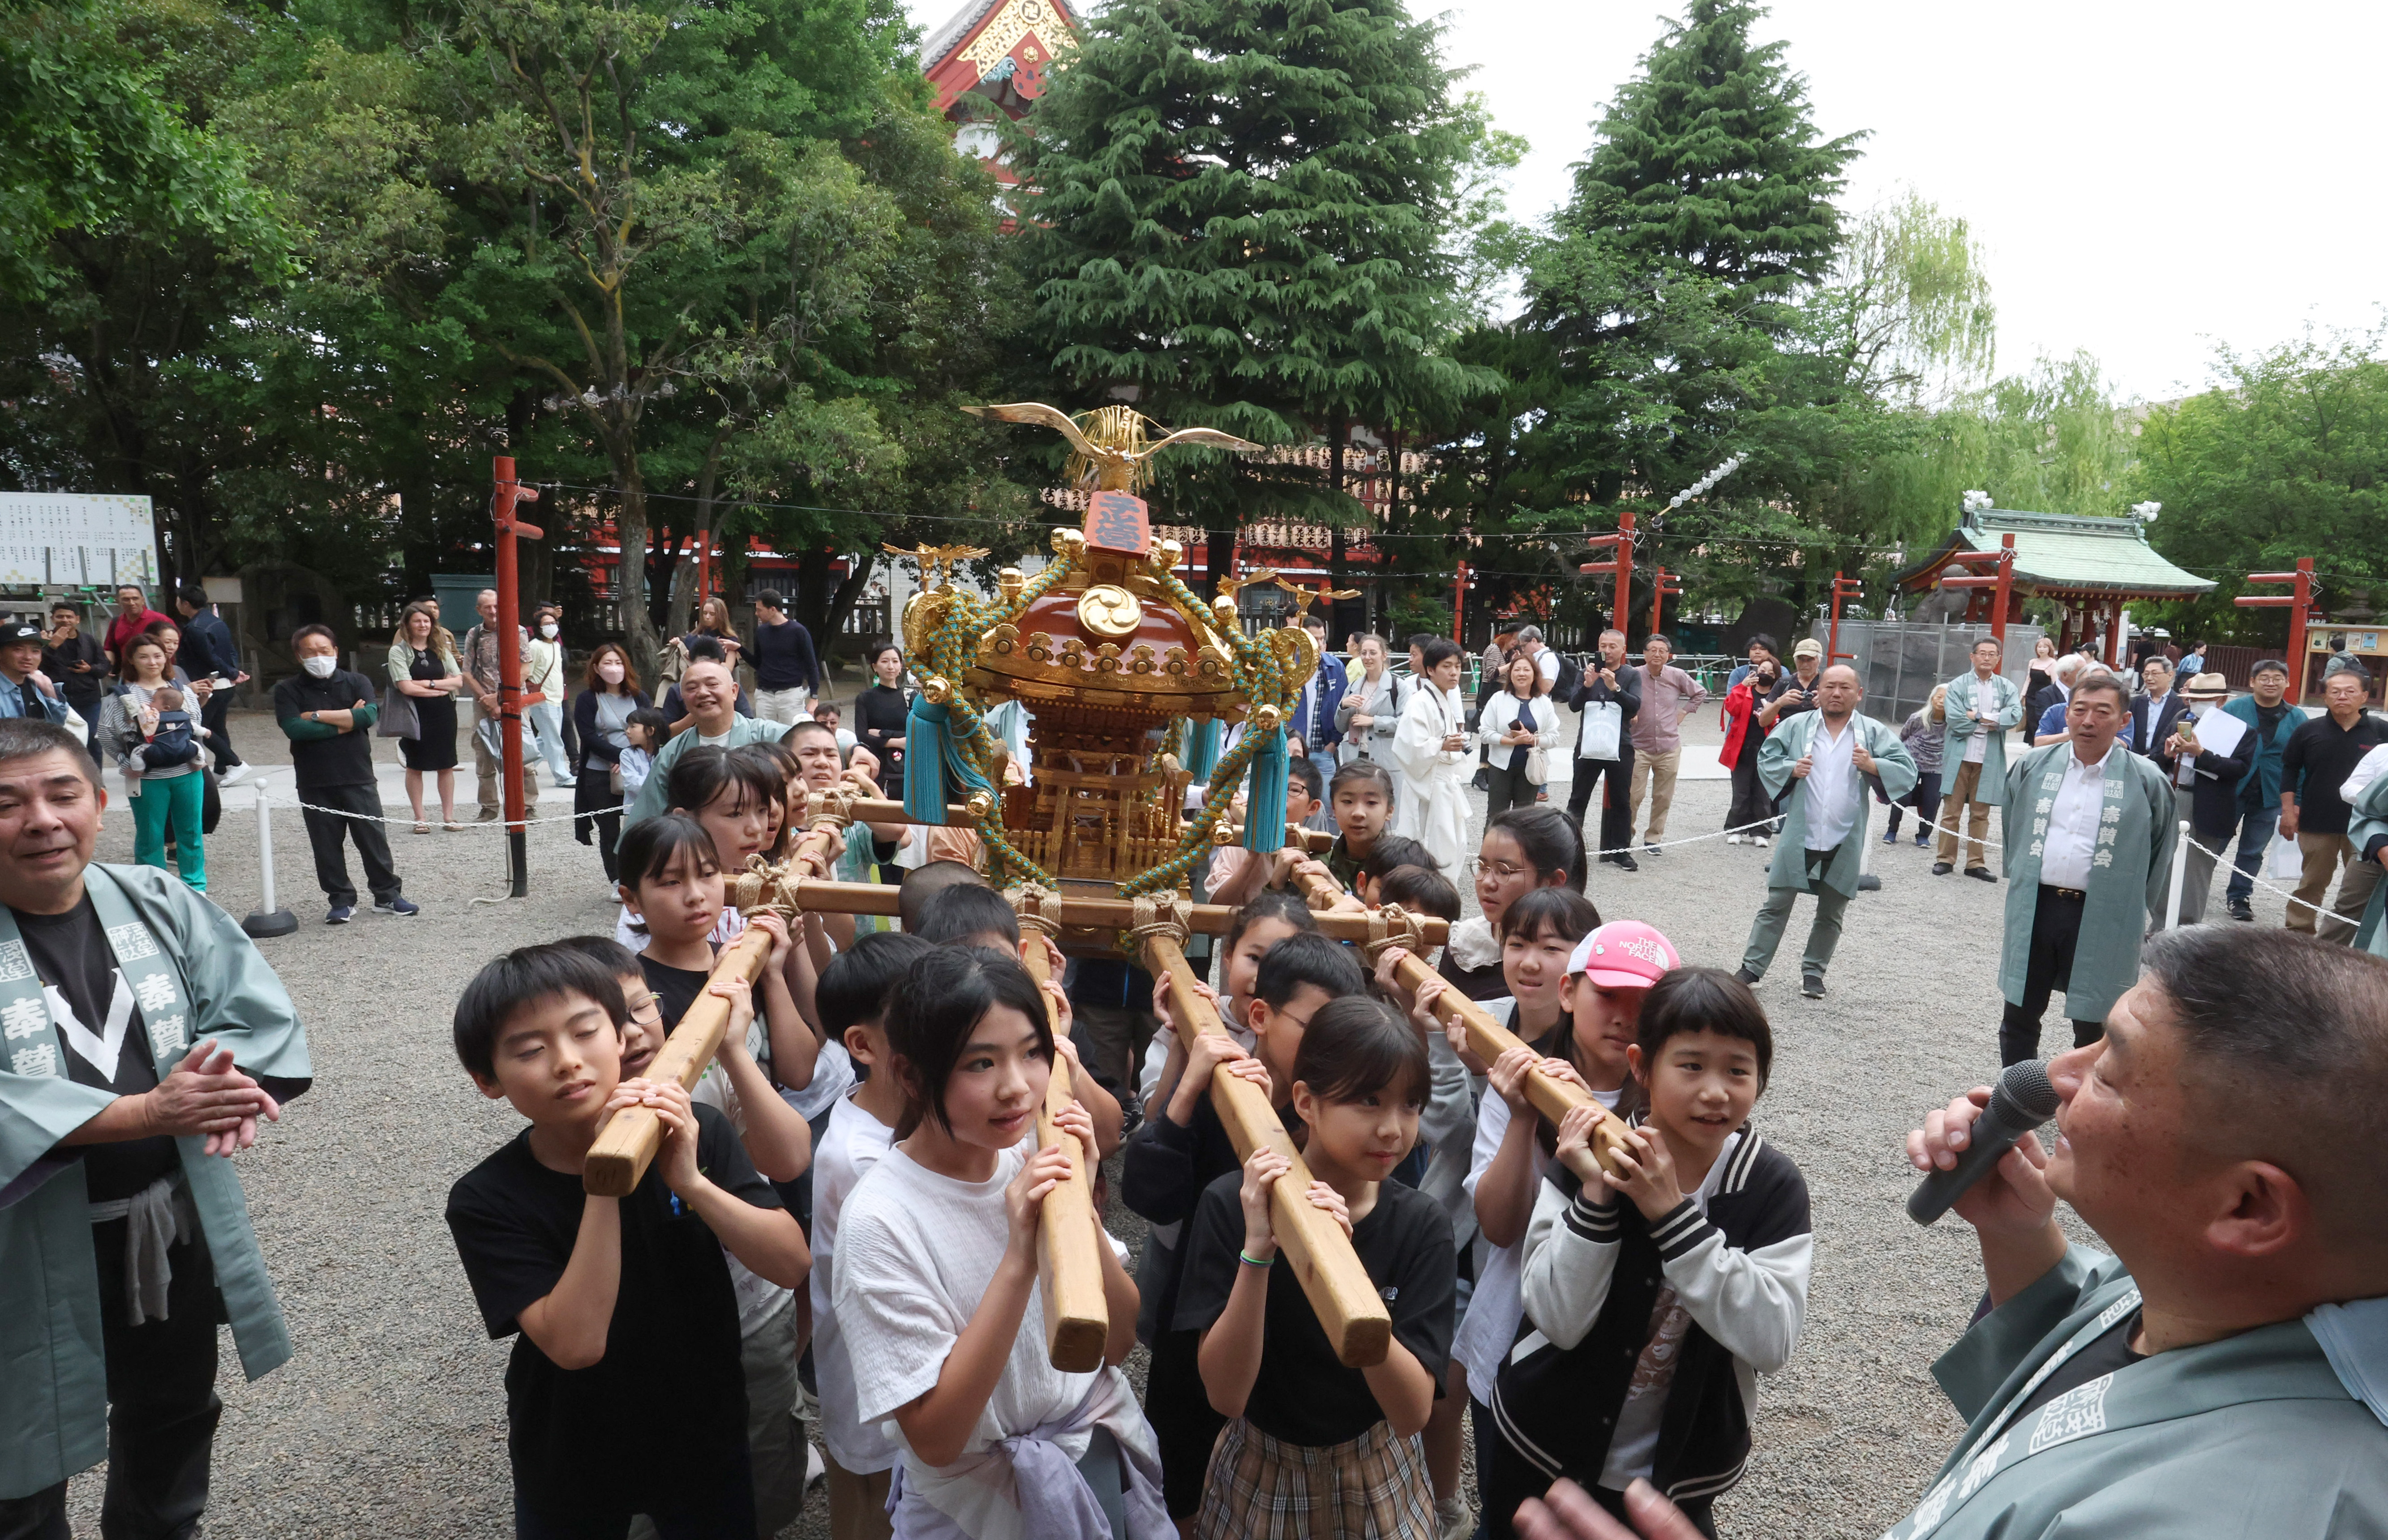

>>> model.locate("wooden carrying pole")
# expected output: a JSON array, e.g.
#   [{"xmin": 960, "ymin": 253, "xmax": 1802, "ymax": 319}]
[
  {"xmin": 1015, "ymin": 911, "xmax": 1110, "ymax": 1372},
  {"xmin": 1281, "ymin": 866, "xmax": 1633, "ymax": 1172},
  {"xmin": 1140, "ymin": 928, "xmax": 1393, "ymax": 1367},
  {"xmin": 585, "ymin": 926, "xmax": 774, "ymax": 1196},
  {"xmin": 585, "ymin": 810, "xmax": 851, "ymax": 1198}
]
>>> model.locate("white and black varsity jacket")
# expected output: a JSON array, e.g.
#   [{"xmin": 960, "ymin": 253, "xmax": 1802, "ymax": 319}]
[{"xmin": 1490, "ymin": 1122, "xmax": 1813, "ymax": 1506}]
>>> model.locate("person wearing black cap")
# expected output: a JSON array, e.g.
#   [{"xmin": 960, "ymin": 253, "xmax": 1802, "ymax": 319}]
[
  {"xmin": 748, "ymin": 591, "xmax": 820, "ymax": 726},
  {"xmin": 0, "ymin": 622, "xmax": 69, "ymax": 726}
]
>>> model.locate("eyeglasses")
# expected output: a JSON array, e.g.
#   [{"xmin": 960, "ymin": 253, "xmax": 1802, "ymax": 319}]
[
  {"xmin": 626, "ymin": 996, "xmax": 664, "ymax": 1028},
  {"xmin": 1463, "ymin": 858, "xmax": 1530, "ymax": 882}
]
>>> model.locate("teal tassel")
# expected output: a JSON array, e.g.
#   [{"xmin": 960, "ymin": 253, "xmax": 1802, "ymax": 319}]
[
  {"xmin": 905, "ymin": 695, "xmax": 995, "ymax": 826},
  {"xmin": 1184, "ymin": 718, "xmax": 1219, "ymax": 783},
  {"xmin": 1243, "ymin": 726, "xmax": 1287, "ymax": 853},
  {"xmin": 905, "ymin": 694, "xmax": 952, "ymax": 825}
]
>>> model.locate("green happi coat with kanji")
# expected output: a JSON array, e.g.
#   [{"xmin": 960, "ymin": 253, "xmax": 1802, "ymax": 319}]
[
  {"xmin": 1757, "ymin": 710, "xmax": 1919, "ymax": 897},
  {"xmin": 1997, "ymin": 743, "xmax": 2174, "ymax": 1022},
  {"xmin": 2351, "ymin": 772, "xmax": 2388, "ymax": 961},
  {"xmin": 1879, "ymin": 1246, "xmax": 2388, "ymax": 1539},
  {"xmin": 0, "ymin": 864, "xmax": 310, "ymax": 1500},
  {"xmin": 1940, "ymin": 672, "xmax": 2025, "ymax": 806}
]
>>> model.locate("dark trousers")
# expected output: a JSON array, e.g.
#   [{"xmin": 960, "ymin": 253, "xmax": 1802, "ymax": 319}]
[
  {"xmin": 0, "ymin": 1228, "xmax": 223, "ymax": 1540},
  {"xmin": 1883, "ymin": 769, "xmax": 1943, "ymax": 838},
  {"xmin": 1485, "ymin": 757, "xmax": 1539, "ymax": 819},
  {"xmin": 513, "ymin": 1444, "xmax": 754, "ymax": 1540},
  {"xmin": 1999, "ymin": 886, "xmax": 2105, "ymax": 1065},
  {"xmin": 198, "ymin": 690, "xmax": 240, "ymax": 768},
  {"xmin": 574, "ymin": 774, "xmax": 626, "ymax": 882},
  {"xmin": 1567, "ymin": 748, "xmax": 1633, "ymax": 860},
  {"xmin": 298, "ymin": 782, "xmax": 400, "ymax": 906},
  {"xmin": 1726, "ymin": 737, "xmax": 1775, "ymax": 834}
]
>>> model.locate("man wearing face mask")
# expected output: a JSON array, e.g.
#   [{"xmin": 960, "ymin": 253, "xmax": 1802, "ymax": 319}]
[
  {"xmin": 522, "ymin": 607, "xmax": 577, "ymax": 790},
  {"xmin": 273, "ymin": 625, "xmax": 415, "ymax": 922}
]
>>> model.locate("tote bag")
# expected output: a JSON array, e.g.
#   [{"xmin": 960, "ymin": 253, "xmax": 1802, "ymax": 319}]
[
  {"xmin": 376, "ymin": 684, "xmax": 420, "ymax": 740},
  {"xmin": 1577, "ymin": 700, "xmax": 1624, "ymax": 761}
]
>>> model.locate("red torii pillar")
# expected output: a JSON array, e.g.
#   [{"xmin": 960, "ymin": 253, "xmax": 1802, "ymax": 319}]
[
  {"xmin": 1647, "ymin": 563, "xmax": 1681, "ymax": 639},
  {"xmin": 2237, "ymin": 557, "xmax": 2315, "ymax": 704},
  {"xmin": 1577, "ymin": 509, "xmax": 1636, "ymax": 636},
  {"xmin": 1935, "ymin": 534, "xmax": 2015, "ymax": 643},
  {"xmin": 1826, "ymin": 572, "xmax": 1862, "ymax": 666}
]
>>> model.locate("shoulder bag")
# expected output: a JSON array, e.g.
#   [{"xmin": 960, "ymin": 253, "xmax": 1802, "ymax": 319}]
[{"xmin": 377, "ymin": 681, "xmax": 420, "ymax": 740}]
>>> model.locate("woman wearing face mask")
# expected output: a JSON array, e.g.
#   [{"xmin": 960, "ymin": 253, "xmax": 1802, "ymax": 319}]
[
  {"xmin": 574, "ymin": 642, "xmax": 653, "ymax": 882},
  {"xmin": 523, "ymin": 606, "xmax": 577, "ymax": 791},
  {"xmin": 388, "ymin": 602, "xmax": 463, "ymax": 831}
]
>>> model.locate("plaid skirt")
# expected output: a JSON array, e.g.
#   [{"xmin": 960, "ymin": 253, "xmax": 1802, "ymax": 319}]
[{"xmin": 1193, "ymin": 1416, "xmax": 1436, "ymax": 1540}]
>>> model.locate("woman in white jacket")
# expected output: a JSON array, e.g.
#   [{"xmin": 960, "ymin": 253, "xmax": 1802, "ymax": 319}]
[
  {"xmin": 1479, "ymin": 649, "xmax": 1560, "ymax": 819},
  {"xmin": 1391, "ymin": 637, "xmax": 1474, "ymax": 874},
  {"xmin": 1333, "ymin": 632, "xmax": 1403, "ymax": 766}
]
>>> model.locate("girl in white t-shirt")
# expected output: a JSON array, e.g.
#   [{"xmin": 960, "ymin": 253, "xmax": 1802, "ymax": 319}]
[{"xmin": 833, "ymin": 947, "xmax": 1162, "ymax": 1540}]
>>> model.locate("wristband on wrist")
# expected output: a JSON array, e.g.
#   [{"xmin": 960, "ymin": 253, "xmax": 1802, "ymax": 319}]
[{"xmin": 1239, "ymin": 1248, "xmax": 1275, "ymax": 1268}]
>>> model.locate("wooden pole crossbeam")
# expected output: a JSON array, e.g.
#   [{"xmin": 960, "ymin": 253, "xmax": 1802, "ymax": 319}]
[
  {"xmin": 1012, "ymin": 890, "xmax": 1109, "ymax": 1372},
  {"xmin": 1280, "ymin": 868, "xmax": 1634, "ymax": 1175},
  {"xmin": 2237, "ymin": 558, "xmax": 2315, "ymax": 704},
  {"xmin": 584, "ymin": 926, "xmax": 775, "ymax": 1197},
  {"xmin": 1134, "ymin": 920, "xmax": 1393, "ymax": 1368}
]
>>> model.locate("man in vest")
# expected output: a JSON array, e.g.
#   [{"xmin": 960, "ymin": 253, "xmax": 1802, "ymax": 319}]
[{"xmin": 0, "ymin": 718, "xmax": 310, "ymax": 1535}]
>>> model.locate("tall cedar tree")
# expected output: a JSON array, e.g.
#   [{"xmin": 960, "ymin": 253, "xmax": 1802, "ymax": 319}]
[
  {"xmin": 1017, "ymin": 0, "xmax": 1479, "ymax": 591},
  {"xmin": 1531, "ymin": 0, "xmax": 1860, "ymax": 504}
]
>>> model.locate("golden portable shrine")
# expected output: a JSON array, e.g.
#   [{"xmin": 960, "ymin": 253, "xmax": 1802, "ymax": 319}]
[{"xmin": 578, "ymin": 402, "xmax": 1630, "ymax": 1375}]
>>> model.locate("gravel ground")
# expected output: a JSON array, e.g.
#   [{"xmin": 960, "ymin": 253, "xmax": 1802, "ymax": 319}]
[{"xmin": 58, "ymin": 712, "xmax": 2272, "ymax": 1537}]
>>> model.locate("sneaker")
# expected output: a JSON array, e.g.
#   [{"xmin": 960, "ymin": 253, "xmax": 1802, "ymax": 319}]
[
  {"xmin": 1753, "ymin": 835, "xmax": 1771, "ymax": 849},
  {"xmin": 1726, "ymin": 833, "xmax": 1745, "ymax": 845},
  {"xmin": 804, "ymin": 1443, "xmax": 826, "ymax": 1487},
  {"xmin": 1612, "ymin": 853, "xmax": 1639, "ymax": 873},
  {"xmin": 326, "ymin": 904, "xmax": 353, "ymax": 925},
  {"xmin": 2229, "ymin": 898, "xmax": 2255, "ymax": 922},
  {"xmin": 555, "ymin": 776, "xmax": 578, "ymax": 788},
  {"xmin": 1915, "ymin": 832, "xmax": 1930, "ymax": 847},
  {"xmin": 219, "ymin": 764, "xmax": 253, "ymax": 787},
  {"xmin": 1965, "ymin": 867, "xmax": 1996, "ymax": 883},
  {"xmin": 1881, "ymin": 828, "xmax": 1900, "ymax": 845},
  {"xmin": 476, "ymin": 808, "xmax": 499, "ymax": 822},
  {"xmin": 1801, "ymin": 974, "xmax": 1826, "ymax": 999},
  {"xmin": 1434, "ymin": 1494, "xmax": 1473, "ymax": 1540},
  {"xmin": 1932, "ymin": 861, "xmax": 1954, "ymax": 875},
  {"xmin": 1734, "ymin": 967, "xmax": 1761, "ymax": 985},
  {"xmin": 373, "ymin": 895, "xmax": 420, "ymax": 917},
  {"xmin": 1644, "ymin": 843, "xmax": 1662, "ymax": 857}
]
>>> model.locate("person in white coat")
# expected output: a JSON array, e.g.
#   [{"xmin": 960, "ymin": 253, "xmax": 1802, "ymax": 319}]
[
  {"xmin": 1478, "ymin": 650, "xmax": 1560, "ymax": 819},
  {"xmin": 1392, "ymin": 637, "xmax": 1473, "ymax": 875}
]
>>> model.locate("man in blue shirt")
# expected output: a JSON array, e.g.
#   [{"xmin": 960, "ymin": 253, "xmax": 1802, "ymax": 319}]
[
  {"xmin": 1292, "ymin": 612, "xmax": 1346, "ymax": 788},
  {"xmin": 0, "ymin": 622, "xmax": 69, "ymax": 726},
  {"xmin": 173, "ymin": 586, "xmax": 251, "ymax": 785}
]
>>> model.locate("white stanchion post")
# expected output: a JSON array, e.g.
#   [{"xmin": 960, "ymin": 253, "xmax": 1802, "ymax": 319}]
[
  {"xmin": 243, "ymin": 789, "xmax": 297, "ymax": 938},
  {"xmin": 2163, "ymin": 818, "xmax": 2190, "ymax": 931},
  {"xmin": 1857, "ymin": 810, "xmax": 1881, "ymax": 892}
]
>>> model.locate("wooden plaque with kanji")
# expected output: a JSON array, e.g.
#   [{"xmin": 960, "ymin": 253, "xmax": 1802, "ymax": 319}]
[{"xmin": 1084, "ymin": 490, "xmax": 1150, "ymax": 556}]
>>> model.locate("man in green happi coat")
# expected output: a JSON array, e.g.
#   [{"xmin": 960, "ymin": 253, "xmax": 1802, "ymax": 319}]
[
  {"xmin": 1736, "ymin": 664, "xmax": 1917, "ymax": 998},
  {"xmin": 0, "ymin": 719, "xmax": 311, "ymax": 1536},
  {"xmin": 1994, "ymin": 671, "xmax": 2174, "ymax": 1067},
  {"xmin": 1936, "ymin": 635, "xmax": 2024, "ymax": 880},
  {"xmin": 2347, "ymin": 750, "xmax": 2388, "ymax": 960},
  {"xmin": 1511, "ymin": 928, "xmax": 2388, "ymax": 1540}
]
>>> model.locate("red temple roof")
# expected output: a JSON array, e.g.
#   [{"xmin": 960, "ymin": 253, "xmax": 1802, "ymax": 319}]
[{"xmin": 922, "ymin": 0, "xmax": 1080, "ymax": 119}]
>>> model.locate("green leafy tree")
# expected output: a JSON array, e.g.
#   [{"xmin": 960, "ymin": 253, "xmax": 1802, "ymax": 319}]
[
  {"xmin": 2131, "ymin": 328, "xmax": 2388, "ymax": 643},
  {"xmin": 1016, "ymin": 0, "xmax": 1488, "ymax": 588}
]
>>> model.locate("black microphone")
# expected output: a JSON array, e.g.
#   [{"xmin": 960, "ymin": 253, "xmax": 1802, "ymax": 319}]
[{"xmin": 1907, "ymin": 1060, "xmax": 2061, "ymax": 1225}]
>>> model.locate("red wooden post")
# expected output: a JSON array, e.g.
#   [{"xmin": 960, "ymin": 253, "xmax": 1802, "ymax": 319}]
[
  {"xmin": 493, "ymin": 456, "xmax": 544, "ymax": 898},
  {"xmin": 1576, "ymin": 509, "xmax": 1637, "ymax": 637},
  {"xmin": 1827, "ymin": 572, "xmax": 1862, "ymax": 663},
  {"xmin": 1647, "ymin": 564, "xmax": 1681, "ymax": 639},
  {"xmin": 1453, "ymin": 559, "xmax": 1467, "ymax": 645},
  {"xmin": 2237, "ymin": 556, "xmax": 2315, "ymax": 703}
]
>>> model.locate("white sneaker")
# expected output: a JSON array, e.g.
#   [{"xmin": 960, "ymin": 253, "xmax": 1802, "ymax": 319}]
[
  {"xmin": 804, "ymin": 1442, "xmax": 826, "ymax": 1486},
  {"xmin": 219, "ymin": 764, "xmax": 252, "ymax": 787},
  {"xmin": 1726, "ymin": 833, "xmax": 1745, "ymax": 845},
  {"xmin": 1753, "ymin": 835, "xmax": 1772, "ymax": 848}
]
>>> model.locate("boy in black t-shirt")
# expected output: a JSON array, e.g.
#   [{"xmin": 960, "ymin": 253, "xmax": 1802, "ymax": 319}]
[{"xmin": 443, "ymin": 944, "xmax": 809, "ymax": 1538}]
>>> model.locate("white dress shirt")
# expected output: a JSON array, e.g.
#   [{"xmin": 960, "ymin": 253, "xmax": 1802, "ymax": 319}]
[
  {"xmin": 1802, "ymin": 715, "xmax": 1862, "ymax": 851},
  {"xmin": 2040, "ymin": 742, "xmax": 2116, "ymax": 891},
  {"xmin": 1963, "ymin": 672, "xmax": 2001, "ymax": 764}
]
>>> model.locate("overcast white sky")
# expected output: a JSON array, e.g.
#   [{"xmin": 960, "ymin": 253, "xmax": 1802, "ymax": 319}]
[{"xmin": 913, "ymin": 0, "xmax": 2387, "ymax": 402}]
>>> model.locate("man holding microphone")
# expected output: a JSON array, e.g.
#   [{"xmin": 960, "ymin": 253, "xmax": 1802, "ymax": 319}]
[{"xmin": 1511, "ymin": 926, "xmax": 2388, "ymax": 1540}]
